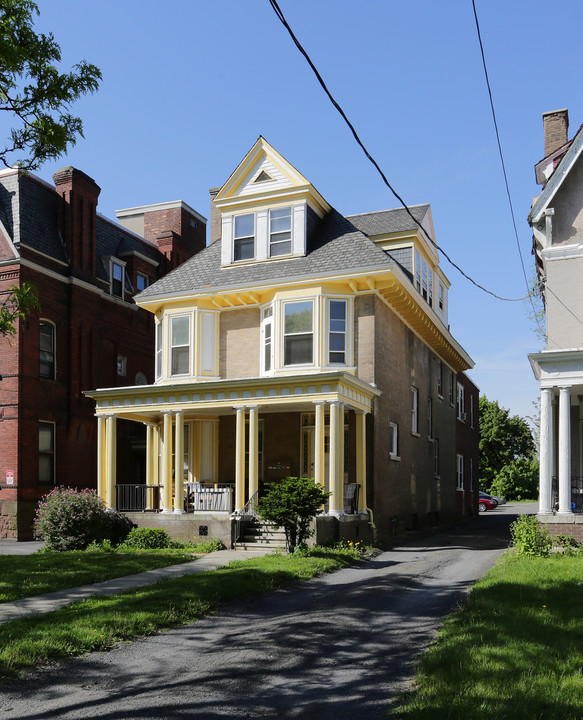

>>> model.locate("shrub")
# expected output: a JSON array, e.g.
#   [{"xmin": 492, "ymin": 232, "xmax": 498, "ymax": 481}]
[
  {"xmin": 554, "ymin": 534, "xmax": 579, "ymax": 556},
  {"xmin": 121, "ymin": 527, "xmax": 177, "ymax": 550},
  {"xmin": 191, "ymin": 537, "xmax": 225, "ymax": 553},
  {"xmin": 490, "ymin": 457, "xmax": 539, "ymax": 501},
  {"xmin": 510, "ymin": 514, "xmax": 552, "ymax": 557},
  {"xmin": 34, "ymin": 487, "xmax": 135, "ymax": 551}
]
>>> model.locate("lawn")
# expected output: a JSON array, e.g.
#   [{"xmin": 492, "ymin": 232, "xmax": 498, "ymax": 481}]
[
  {"xmin": 0, "ymin": 547, "xmax": 361, "ymax": 677},
  {"xmin": 0, "ymin": 550, "xmax": 197, "ymax": 603},
  {"xmin": 392, "ymin": 552, "xmax": 583, "ymax": 720}
]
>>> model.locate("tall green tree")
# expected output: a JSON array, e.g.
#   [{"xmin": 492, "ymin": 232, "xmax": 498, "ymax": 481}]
[
  {"xmin": 0, "ymin": 0, "xmax": 101, "ymax": 171},
  {"xmin": 0, "ymin": 282, "xmax": 39, "ymax": 336},
  {"xmin": 479, "ymin": 396, "xmax": 536, "ymax": 492}
]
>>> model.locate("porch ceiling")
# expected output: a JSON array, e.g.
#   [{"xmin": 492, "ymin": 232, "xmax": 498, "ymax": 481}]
[{"xmin": 84, "ymin": 371, "xmax": 381, "ymax": 423}]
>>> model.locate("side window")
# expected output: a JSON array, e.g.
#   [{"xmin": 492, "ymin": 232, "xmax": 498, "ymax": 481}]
[
  {"xmin": 329, "ymin": 299, "xmax": 347, "ymax": 365},
  {"xmin": 171, "ymin": 316, "xmax": 190, "ymax": 376},
  {"xmin": 155, "ymin": 320, "xmax": 163, "ymax": 380},
  {"xmin": 39, "ymin": 421, "xmax": 55, "ymax": 485},
  {"xmin": 437, "ymin": 361, "xmax": 443, "ymax": 396},
  {"xmin": 111, "ymin": 259, "xmax": 125, "ymax": 298},
  {"xmin": 427, "ymin": 397, "xmax": 433, "ymax": 438},
  {"xmin": 389, "ymin": 421, "xmax": 399, "ymax": 457},
  {"xmin": 39, "ymin": 320, "xmax": 55, "ymax": 379},
  {"xmin": 456, "ymin": 454, "xmax": 464, "ymax": 490},
  {"xmin": 262, "ymin": 307, "xmax": 273, "ymax": 374},
  {"xmin": 136, "ymin": 273, "xmax": 149, "ymax": 293},
  {"xmin": 234, "ymin": 213, "xmax": 255, "ymax": 261},
  {"xmin": 269, "ymin": 207, "xmax": 292, "ymax": 257},
  {"xmin": 411, "ymin": 386, "xmax": 419, "ymax": 433},
  {"xmin": 457, "ymin": 383, "xmax": 465, "ymax": 420}
]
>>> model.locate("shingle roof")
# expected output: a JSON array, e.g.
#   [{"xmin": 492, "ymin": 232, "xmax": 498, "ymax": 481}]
[
  {"xmin": 95, "ymin": 217, "xmax": 162, "ymax": 283},
  {"xmin": 137, "ymin": 208, "xmax": 409, "ymax": 300},
  {"xmin": 346, "ymin": 204, "xmax": 429, "ymax": 237}
]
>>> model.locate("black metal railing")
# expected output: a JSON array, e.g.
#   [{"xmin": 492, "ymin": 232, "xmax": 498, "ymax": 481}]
[
  {"xmin": 232, "ymin": 491, "xmax": 259, "ymax": 547},
  {"xmin": 551, "ymin": 476, "xmax": 583, "ymax": 512}
]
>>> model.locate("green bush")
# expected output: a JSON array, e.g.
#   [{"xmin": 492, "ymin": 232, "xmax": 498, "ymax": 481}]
[
  {"xmin": 510, "ymin": 514, "xmax": 552, "ymax": 557},
  {"xmin": 121, "ymin": 527, "xmax": 177, "ymax": 550},
  {"xmin": 34, "ymin": 487, "xmax": 134, "ymax": 551},
  {"xmin": 190, "ymin": 537, "xmax": 225, "ymax": 553},
  {"xmin": 490, "ymin": 457, "xmax": 539, "ymax": 501}
]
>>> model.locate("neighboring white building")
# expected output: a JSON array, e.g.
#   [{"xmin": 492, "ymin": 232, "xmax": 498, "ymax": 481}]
[{"xmin": 529, "ymin": 109, "xmax": 583, "ymax": 538}]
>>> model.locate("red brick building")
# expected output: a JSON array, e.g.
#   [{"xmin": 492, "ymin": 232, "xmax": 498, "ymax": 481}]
[
  {"xmin": 0, "ymin": 166, "xmax": 206, "ymax": 538},
  {"xmin": 455, "ymin": 371, "xmax": 480, "ymax": 517}
]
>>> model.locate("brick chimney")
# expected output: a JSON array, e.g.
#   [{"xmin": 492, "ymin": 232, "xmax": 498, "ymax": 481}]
[
  {"xmin": 543, "ymin": 109, "xmax": 569, "ymax": 157},
  {"xmin": 209, "ymin": 187, "xmax": 222, "ymax": 244},
  {"xmin": 53, "ymin": 167, "xmax": 101, "ymax": 281}
]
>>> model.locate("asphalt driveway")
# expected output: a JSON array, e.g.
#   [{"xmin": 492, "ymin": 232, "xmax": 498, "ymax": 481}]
[{"xmin": 0, "ymin": 503, "xmax": 535, "ymax": 720}]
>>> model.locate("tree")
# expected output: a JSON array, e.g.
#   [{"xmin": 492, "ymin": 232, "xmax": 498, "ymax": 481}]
[
  {"xmin": 257, "ymin": 476, "xmax": 330, "ymax": 552},
  {"xmin": 0, "ymin": 0, "xmax": 101, "ymax": 171},
  {"xmin": 0, "ymin": 282, "xmax": 39, "ymax": 336},
  {"xmin": 490, "ymin": 457, "xmax": 539, "ymax": 502},
  {"xmin": 479, "ymin": 396, "xmax": 536, "ymax": 492}
]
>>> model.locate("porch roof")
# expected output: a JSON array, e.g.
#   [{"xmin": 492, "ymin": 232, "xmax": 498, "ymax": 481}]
[{"xmin": 85, "ymin": 371, "xmax": 381, "ymax": 423}]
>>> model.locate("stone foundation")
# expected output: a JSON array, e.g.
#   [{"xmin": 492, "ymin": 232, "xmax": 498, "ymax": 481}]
[
  {"xmin": 538, "ymin": 513, "xmax": 583, "ymax": 541},
  {"xmin": 124, "ymin": 512, "xmax": 233, "ymax": 548}
]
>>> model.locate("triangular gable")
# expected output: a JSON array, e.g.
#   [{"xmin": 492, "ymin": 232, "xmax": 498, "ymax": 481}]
[
  {"xmin": 530, "ymin": 124, "xmax": 583, "ymax": 224},
  {"xmin": 0, "ymin": 217, "xmax": 18, "ymax": 262}
]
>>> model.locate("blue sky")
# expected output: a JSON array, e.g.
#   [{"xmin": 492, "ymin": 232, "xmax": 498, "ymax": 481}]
[{"xmin": 10, "ymin": 0, "xmax": 583, "ymax": 420}]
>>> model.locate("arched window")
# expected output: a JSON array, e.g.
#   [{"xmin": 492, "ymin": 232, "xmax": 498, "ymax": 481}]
[{"xmin": 39, "ymin": 321, "xmax": 55, "ymax": 379}]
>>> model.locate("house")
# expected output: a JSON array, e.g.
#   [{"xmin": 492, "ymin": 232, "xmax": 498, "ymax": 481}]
[
  {"xmin": 86, "ymin": 138, "xmax": 476, "ymax": 545},
  {"xmin": 529, "ymin": 109, "xmax": 583, "ymax": 540},
  {"xmin": 0, "ymin": 166, "xmax": 206, "ymax": 539},
  {"xmin": 455, "ymin": 372, "xmax": 480, "ymax": 518}
]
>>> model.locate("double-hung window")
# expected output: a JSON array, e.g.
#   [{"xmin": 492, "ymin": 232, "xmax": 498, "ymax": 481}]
[
  {"xmin": 329, "ymin": 299, "xmax": 347, "ymax": 364},
  {"xmin": 171, "ymin": 316, "xmax": 190, "ymax": 376},
  {"xmin": 155, "ymin": 321, "xmax": 163, "ymax": 380},
  {"xmin": 415, "ymin": 251, "xmax": 421, "ymax": 292},
  {"xmin": 427, "ymin": 397, "xmax": 433, "ymax": 438},
  {"xmin": 437, "ymin": 361, "xmax": 443, "ymax": 396},
  {"xmin": 262, "ymin": 307, "xmax": 273, "ymax": 374},
  {"xmin": 39, "ymin": 421, "xmax": 55, "ymax": 485},
  {"xmin": 39, "ymin": 321, "xmax": 55, "ymax": 379},
  {"xmin": 389, "ymin": 422, "xmax": 399, "ymax": 457},
  {"xmin": 284, "ymin": 300, "xmax": 313, "ymax": 366},
  {"xmin": 136, "ymin": 272, "xmax": 149, "ymax": 293},
  {"xmin": 111, "ymin": 260, "xmax": 125, "ymax": 298},
  {"xmin": 411, "ymin": 386, "xmax": 419, "ymax": 433},
  {"xmin": 234, "ymin": 213, "xmax": 255, "ymax": 261},
  {"xmin": 457, "ymin": 383, "xmax": 465, "ymax": 420},
  {"xmin": 269, "ymin": 207, "xmax": 292, "ymax": 257},
  {"xmin": 456, "ymin": 454, "xmax": 464, "ymax": 490}
]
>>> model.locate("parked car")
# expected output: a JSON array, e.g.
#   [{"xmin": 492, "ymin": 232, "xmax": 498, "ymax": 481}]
[
  {"xmin": 478, "ymin": 491, "xmax": 497, "ymax": 512},
  {"xmin": 490, "ymin": 494, "xmax": 506, "ymax": 505}
]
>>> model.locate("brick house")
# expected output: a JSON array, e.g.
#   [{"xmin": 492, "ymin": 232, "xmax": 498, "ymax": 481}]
[
  {"xmin": 455, "ymin": 372, "xmax": 480, "ymax": 518},
  {"xmin": 0, "ymin": 166, "xmax": 206, "ymax": 539},
  {"xmin": 86, "ymin": 138, "xmax": 476, "ymax": 545},
  {"xmin": 529, "ymin": 109, "xmax": 583, "ymax": 540}
]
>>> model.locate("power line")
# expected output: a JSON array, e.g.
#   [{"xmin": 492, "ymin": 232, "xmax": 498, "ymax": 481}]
[
  {"xmin": 268, "ymin": 0, "xmax": 529, "ymax": 303},
  {"xmin": 471, "ymin": 0, "xmax": 544, "ymax": 330}
]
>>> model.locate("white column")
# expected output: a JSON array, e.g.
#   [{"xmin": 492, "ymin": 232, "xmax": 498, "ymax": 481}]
[
  {"xmin": 558, "ymin": 386, "xmax": 572, "ymax": 514},
  {"xmin": 539, "ymin": 388, "xmax": 553, "ymax": 514},
  {"xmin": 314, "ymin": 401, "xmax": 325, "ymax": 490},
  {"xmin": 96, "ymin": 415, "xmax": 106, "ymax": 503},
  {"xmin": 328, "ymin": 401, "xmax": 343, "ymax": 513},
  {"xmin": 173, "ymin": 412, "xmax": 185, "ymax": 514},
  {"xmin": 356, "ymin": 410, "xmax": 367, "ymax": 513},
  {"xmin": 248, "ymin": 406, "xmax": 259, "ymax": 501},
  {"xmin": 234, "ymin": 406, "xmax": 246, "ymax": 511},
  {"xmin": 161, "ymin": 411, "xmax": 173, "ymax": 513},
  {"xmin": 105, "ymin": 415, "xmax": 117, "ymax": 510}
]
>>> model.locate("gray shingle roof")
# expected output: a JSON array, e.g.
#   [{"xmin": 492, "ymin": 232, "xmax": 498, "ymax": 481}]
[
  {"xmin": 346, "ymin": 204, "xmax": 429, "ymax": 237},
  {"xmin": 137, "ymin": 208, "xmax": 411, "ymax": 300}
]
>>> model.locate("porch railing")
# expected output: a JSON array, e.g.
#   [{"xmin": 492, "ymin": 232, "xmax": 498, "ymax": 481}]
[
  {"xmin": 116, "ymin": 484, "xmax": 160, "ymax": 512},
  {"xmin": 232, "ymin": 491, "xmax": 259, "ymax": 547},
  {"xmin": 551, "ymin": 476, "xmax": 583, "ymax": 512},
  {"xmin": 184, "ymin": 483, "xmax": 235, "ymax": 513}
]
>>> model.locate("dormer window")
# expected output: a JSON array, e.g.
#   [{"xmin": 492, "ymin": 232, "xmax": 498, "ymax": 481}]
[
  {"xmin": 111, "ymin": 259, "xmax": 125, "ymax": 298},
  {"xmin": 234, "ymin": 214, "xmax": 255, "ymax": 261},
  {"xmin": 269, "ymin": 207, "xmax": 292, "ymax": 257}
]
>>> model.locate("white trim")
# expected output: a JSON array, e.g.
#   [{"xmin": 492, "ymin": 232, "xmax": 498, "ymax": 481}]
[
  {"xmin": 115, "ymin": 199, "xmax": 207, "ymax": 225},
  {"xmin": 541, "ymin": 243, "xmax": 583, "ymax": 262}
]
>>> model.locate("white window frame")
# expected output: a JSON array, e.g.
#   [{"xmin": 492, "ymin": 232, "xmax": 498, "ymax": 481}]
[
  {"xmin": 389, "ymin": 421, "xmax": 399, "ymax": 458},
  {"xmin": 269, "ymin": 207, "xmax": 292, "ymax": 257},
  {"xmin": 261, "ymin": 306, "xmax": 274, "ymax": 375},
  {"xmin": 456, "ymin": 454, "xmax": 464, "ymax": 491},
  {"xmin": 411, "ymin": 386, "xmax": 419, "ymax": 434},
  {"xmin": 439, "ymin": 282, "xmax": 444, "ymax": 311},
  {"xmin": 200, "ymin": 311, "xmax": 216, "ymax": 375},
  {"xmin": 449, "ymin": 370, "xmax": 455, "ymax": 405},
  {"xmin": 170, "ymin": 315, "xmax": 191, "ymax": 377},
  {"xmin": 415, "ymin": 251, "xmax": 421, "ymax": 292},
  {"xmin": 39, "ymin": 319, "xmax": 56, "ymax": 380},
  {"xmin": 110, "ymin": 258, "xmax": 126, "ymax": 298},
  {"xmin": 117, "ymin": 354, "xmax": 127, "ymax": 377},
  {"xmin": 155, "ymin": 318, "xmax": 163, "ymax": 381},
  {"xmin": 233, "ymin": 213, "xmax": 255, "ymax": 262},
  {"xmin": 328, "ymin": 298, "xmax": 347, "ymax": 365},
  {"xmin": 457, "ymin": 382, "xmax": 465, "ymax": 420},
  {"xmin": 283, "ymin": 299, "xmax": 314, "ymax": 367},
  {"xmin": 437, "ymin": 361, "xmax": 443, "ymax": 397},
  {"xmin": 39, "ymin": 421, "xmax": 55, "ymax": 485}
]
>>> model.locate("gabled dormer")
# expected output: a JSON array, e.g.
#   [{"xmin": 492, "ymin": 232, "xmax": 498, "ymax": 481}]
[{"xmin": 215, "ymin": 137, "xmax": 331, "ymax": 267}]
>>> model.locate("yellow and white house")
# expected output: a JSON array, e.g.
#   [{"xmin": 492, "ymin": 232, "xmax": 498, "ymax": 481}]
[{"xmin": 86, "ymin": 138, "xmax": 474, "ymax": 545}]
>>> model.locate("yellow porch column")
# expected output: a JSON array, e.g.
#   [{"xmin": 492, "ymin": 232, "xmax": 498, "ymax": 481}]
[
  {"xmin": 105, "ymin": 415, "xmax": 117, "ymax": 510},
  {"xmin": 356, "ymin": 410, "xmax": 367, "ymax": 512},
  {"xmin": 96, "ymin": 415, "xmax": 106, "ymax": 503},
  {"xmin": 328, "ymin": 401, "xmax": 342, "ymax": 512},
  {"xmin": 161, "ymin": 411, "xmax": 173, "ymax": 513},
  {"xmin": 314, "ymin": 401, "xmax": 325, "ymax": 490},
  {"xmin": 248, "ymin": 406, "xmax": 259, "ymax": 501},
  {"xmin": 234, "ymin": 406, "xmax": 246, "ymax": 511},
  {"xmin": 174, "ymin": 411, "xmax": 186, "ymax": 514}
]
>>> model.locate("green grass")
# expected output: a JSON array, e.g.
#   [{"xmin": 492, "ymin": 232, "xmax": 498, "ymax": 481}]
[
  {"xmin": 0, "ymin": 548, "xmax": 359, "ymax": 677},
  {"xmin": 0, "ymin": 550, "xmax": 197, "ymax": 603},
  {"xmin": 392, "ymin": 552, "xmax": 583, "ymax": 720}
]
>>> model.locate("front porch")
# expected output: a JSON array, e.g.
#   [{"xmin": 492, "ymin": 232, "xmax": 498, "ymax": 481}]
[{"xmin": 86, "ymin": 371, "xmax": 380, "ymax": 546}]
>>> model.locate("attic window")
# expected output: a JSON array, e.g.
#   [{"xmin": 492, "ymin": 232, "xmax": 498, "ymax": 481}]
[{"xmin": 254, "ymin": 170, "xmax": 273, "ymax": 183}]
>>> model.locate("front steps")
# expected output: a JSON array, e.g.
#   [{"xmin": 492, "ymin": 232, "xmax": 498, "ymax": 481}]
[{"xmin": 234, "ymin": 518, "xmax": 287, "ymax": 550}]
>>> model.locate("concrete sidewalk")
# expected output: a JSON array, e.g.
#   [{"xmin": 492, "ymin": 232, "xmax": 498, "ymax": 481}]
[{"xmin": 0, "ymin": 548, "xmax": 274, "ymax": 625}]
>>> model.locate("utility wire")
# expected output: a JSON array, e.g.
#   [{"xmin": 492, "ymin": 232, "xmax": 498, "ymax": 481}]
[
  {"xmin": 268, "ymin": 0, "xmax": 528, "ymax": 302},
  {"xmin": 471, "ymin": 0, "xmax": 544, "ymax": 329}
]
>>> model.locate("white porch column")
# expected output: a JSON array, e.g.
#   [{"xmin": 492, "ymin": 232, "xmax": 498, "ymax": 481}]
[
  {"xmin": 234, "ymin": 406, "xmax": 246, "ymax": 511},
  {"xmin": 314, "ymin": 401, "xmax": 325, "ymax": 490},
  {"xmin": 161, "ymin": 411, "xmax": 173, "ymax": 513},
  {"xmin": 328, "ymin": 401, "xmax": 344, "ymax": 513},
  {"xmin": 96, "ymin": 415, "xmax": 106, "ymax": 503},
  {"xmin": 173, "ymin": 412, "xmax": 185, "ymax": 514},
  {"xmin": 558, "ymin": 386, "xmax": 572, "ymax": 514},
  {"xmin": 356, "ymin": 410, "xmax": 367, "ymax": 512},
  {"xmin": 248, "ymin": 406, "xmax": 259, "ymax": 501},
  {"xmin": 145, "ymin": 423, "xmax": 156, "ymax": 510},
  {"xmin": 105, "ymin": 415, "xmax": 117, "ymax": 510},
  {"xmin": 539, "ymin": 388, "xmax": 553, "ymax": 514}
]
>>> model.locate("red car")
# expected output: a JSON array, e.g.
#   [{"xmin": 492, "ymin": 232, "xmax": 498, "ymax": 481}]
[{"xmin": 479, "ymin": 492, "xmax": 498, "ymax": 512}]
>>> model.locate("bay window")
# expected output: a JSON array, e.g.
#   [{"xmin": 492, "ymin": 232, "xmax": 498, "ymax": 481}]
[
  {"xmin": 171, "ymin": 316, "xmax": 190, "ymax": 376},
  {"xmin": 262, "ymin": 307, "xmax": 273, "ymax": 373},
  {"xmin": 234, "ymin": 213, "xmax": 255, "ymax": 261},
  {"xmin": 155, "ymin": 320, "xmax": 163, "ymax": 380},
  {"xmin": 284, "ymin": 300, "xmax": 313, "ymax": 366}
]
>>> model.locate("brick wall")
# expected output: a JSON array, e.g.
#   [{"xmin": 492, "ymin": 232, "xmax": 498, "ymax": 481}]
[
  {"xmin": 543, "ymin": 109, "xmax": 569, "ymax": 157},
  {"xmin": 219, "ymin": 308, "xmax": 260, "ymax": 378}
]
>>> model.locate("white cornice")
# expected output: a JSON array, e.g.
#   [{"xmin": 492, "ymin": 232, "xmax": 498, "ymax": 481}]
[{"xmin": 541, "ymin": 243, "xmax": 583, "ymax": 261}]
